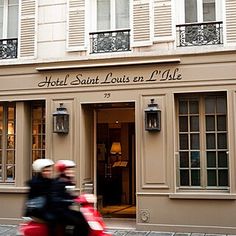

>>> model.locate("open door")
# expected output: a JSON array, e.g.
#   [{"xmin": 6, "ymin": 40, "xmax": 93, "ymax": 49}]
[{"xmin": 95, "ymin": 102, "xmax": 136, "ymax": 218}]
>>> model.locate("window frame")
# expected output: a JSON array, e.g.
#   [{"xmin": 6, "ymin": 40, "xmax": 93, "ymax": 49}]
[
  {"xmin": 176, "ymin": 93, "xmax": 229, "ymax": 191},
  {"xmin": 175, "ymin": 0, "xmax": 223, "ymax": 25},
  {"xmin": 0, "ymin": 102, "xmax": 16, "ymax": 183},
  {"xmin": 0, "ymin": 0, "xmax": 18, "ymax": 39},
  {"xmin": 31, "ymin": 101, "xmax": 46, "ymax": 166},
  {"xmin": 90, "ymin": 0, "xmax": 130, "ymax": 32}
]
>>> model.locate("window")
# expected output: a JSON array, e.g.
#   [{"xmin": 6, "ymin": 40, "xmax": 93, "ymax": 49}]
[
  {"xmin": 185, "ymin": 0, "xmax": 216, "ymax": 23},
  {"xmin": 96, "ymin": 0, "xmax": 129, "ymax": 31},
  {"xmin": 31, "ymin": 101, "xmax": 45, "ymax": 163},
  {"xmin": 177, "ymin": 93, "xmax": 228, "ymax": 189},
  {"xmin": 0, "ymin": 0, "xmax": 18, "ymax": 39},
  {"xmin": 0, "ymin": 102, "xmax": 15, "ymax": 183},
  {"xmin": 176, "ymin": 0, "xmax": 223, "ymax": 47},
  {"xmin": 176, "ymin": 0, "xmax": 222, "ymax": 24}
]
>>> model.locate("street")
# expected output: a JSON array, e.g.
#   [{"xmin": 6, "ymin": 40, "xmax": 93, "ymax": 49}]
[{"xmin": 0, "ymin": 224, "xmax": 235, "ymax": 236}]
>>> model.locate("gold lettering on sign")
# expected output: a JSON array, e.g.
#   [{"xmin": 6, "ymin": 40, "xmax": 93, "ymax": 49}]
[{"xmin": 38, "ymin": 68, "xmax": 182, "ymax": 88}]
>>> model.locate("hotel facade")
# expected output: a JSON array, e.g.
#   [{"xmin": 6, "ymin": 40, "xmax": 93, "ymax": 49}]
[{"xmin": 1, "ymin": 0, "xmax": 236, "ymax": 234}]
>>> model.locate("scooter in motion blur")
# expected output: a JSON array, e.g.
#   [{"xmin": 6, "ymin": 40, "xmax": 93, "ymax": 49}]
[{"xmin": 17, "ymin": 194, "xmax": 112, "ymax": 236}]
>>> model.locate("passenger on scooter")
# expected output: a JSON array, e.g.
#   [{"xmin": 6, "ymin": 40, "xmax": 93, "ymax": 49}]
[
  {"xmin": 51, "ymin": 160, "xmax": 90, "ymax": 236},
  {"xmin": 24, "ymin": 158, "xmax": 56, "ymax": 234}
]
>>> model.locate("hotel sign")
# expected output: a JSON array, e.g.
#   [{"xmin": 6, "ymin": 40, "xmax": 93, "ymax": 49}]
[{"xmin": 38, "ymin": 67, "xmax": 182, "ymax": 88}]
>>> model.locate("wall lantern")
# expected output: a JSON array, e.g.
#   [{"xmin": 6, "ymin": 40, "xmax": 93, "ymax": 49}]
[
  {"xmin": 53, "ymin": 103, "xmax": 69, "ymax": 134},
  {"xmin": 145, "ymin": 99, "xmax": 161, "ymax": 131}
]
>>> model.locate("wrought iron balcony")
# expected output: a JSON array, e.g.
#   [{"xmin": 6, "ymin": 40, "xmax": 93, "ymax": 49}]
[
  {"xmin": 90, "ymin": 29, "xmax": 130, "ymax": 54},
  {"xmin": 0, "ymin": 38, "xmax": 18, "ymax": 59},
  {"xmin": 176, "ymin": 21, "xmax": 223, "ymax": 47}
]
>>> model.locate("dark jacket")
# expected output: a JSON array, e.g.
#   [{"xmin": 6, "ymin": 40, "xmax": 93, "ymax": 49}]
[
  {"xmin": 24, "ymin": 174, "xmax": 54, "ymax": 221},
  {"xmin": 50, "ymin": 174, "xmax": 76, "ymax": 213}
]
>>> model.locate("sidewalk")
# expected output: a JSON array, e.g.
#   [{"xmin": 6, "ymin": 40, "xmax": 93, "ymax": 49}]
[{"xmin": 0, "ymin": 224, "xmax": 235, "ymax": 236}]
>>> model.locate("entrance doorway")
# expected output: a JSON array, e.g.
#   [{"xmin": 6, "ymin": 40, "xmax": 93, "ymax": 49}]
[{"xmin": 95, "ymin": 102, "xmax": 136, "ymax": 218}]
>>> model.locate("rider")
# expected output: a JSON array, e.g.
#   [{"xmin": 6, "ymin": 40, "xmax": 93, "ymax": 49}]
[
  {"xmin": 51, "ymin": 160, "xmax": 90, "ymax": 236},
  {"xmin": 24, "ymin": 158, "xmax": 55, "ymax": 233}
]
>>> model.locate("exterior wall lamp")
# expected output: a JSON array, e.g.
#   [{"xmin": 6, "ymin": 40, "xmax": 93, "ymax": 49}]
[
  {"xmin": 53, "ymin": 103, "xmax": 69, "ymax": 134},
  {"xmin": 145, "ymin": 99, "xmax": 161, "ymax": 131}
]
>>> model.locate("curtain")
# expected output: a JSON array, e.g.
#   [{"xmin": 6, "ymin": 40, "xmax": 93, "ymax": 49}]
[
  {"xmin": 115, "ymin": 0, "xmax": 129, "ymax": 29},
  {"xmin": 97, "ymin": 0, "xmax": 110, "ymax": 31},
  {"xmin": 7, "ymin": 0, "xmax": 18, "ymax": 38},
  {"xmin": 185, "ymin": 0, "xmax": 197, "ymax": 23}
]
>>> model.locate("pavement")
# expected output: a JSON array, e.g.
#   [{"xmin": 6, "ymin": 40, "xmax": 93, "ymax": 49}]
[{"xmin": 1, "ymin": 224, "xmax": 236, "ymax": 236}]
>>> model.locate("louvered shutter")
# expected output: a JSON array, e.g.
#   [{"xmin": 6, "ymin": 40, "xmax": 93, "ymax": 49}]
[
  {"xmin": 226, "ymin": 0, "xmax": 236, "ymax": 44},
  {"xmin": 67, "ymin": 0, "xmax": 86, "ymax": 51},
  {"xmin": 154, "ymin": 0, "xmax": 173, "ymax": 40},
  {"xmin": 132, "ymin": 0, "xmax": 152, "ymax": 47},
  {"xmin": 19, "ymin": 0, "xmax": 36, "ymax": 58}
]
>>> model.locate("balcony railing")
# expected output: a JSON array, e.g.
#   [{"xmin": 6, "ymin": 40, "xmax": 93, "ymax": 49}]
[
  {"xmin": 90, "ymin": 29, "xmax": 130, "ymax": 54},
  {"xmin": 176, "ymin": 21, "xmax": 223, "ymax": 47},
  {"xmin": 0, "ymin": 38, "xmax": 18, "ymax": 59}
]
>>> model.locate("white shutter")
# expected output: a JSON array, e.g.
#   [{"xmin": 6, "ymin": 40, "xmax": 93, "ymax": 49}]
[
  {"xmin": 132, "ymin": 0, "xmax": 152, "ymax": 47},
  {"xmin": 19, "ymin": 0, "xmax": 36, "ymax": 58},
  {"xmin": 67, "ymin": 0, "xmax": 86, "ymax": 51},
  {"xmin": 154, "ymin": 0, "xmax": 173, "ymax": 41},
  {"xmin": 225, "ymin": 0, "xmax": 236, "ymax": 44}
]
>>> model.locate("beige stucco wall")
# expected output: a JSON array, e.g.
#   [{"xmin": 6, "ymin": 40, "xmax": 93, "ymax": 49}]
[{"xmin": 1, "ymin": 51, "xmax": 236, "ymax": 233}]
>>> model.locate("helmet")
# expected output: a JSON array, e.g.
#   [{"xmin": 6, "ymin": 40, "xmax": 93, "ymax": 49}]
[
  {"xmin": 55, "ymin": 160, "xmax": 76, "ymax": 173},
  {"xmin": 32, "ymin": 159, "xmax": 54, "ymax": 172}
]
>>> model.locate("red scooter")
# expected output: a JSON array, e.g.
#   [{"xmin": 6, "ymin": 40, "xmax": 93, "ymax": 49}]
[{"xmin": 17, "ymin": 194, "xmax": 112, "ymax": 236}]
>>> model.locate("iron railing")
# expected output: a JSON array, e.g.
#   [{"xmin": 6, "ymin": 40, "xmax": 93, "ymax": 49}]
[
  {"xmin": 90, "ymin": 29, "xmax": 130, "ymax": 53},
  {"xmin": 0, "ymin": 38, "xmax": 18, "ymax": 59},
  {"xmin": 176, "ymin": 21, "xmax": 223, "ymax": 47}
]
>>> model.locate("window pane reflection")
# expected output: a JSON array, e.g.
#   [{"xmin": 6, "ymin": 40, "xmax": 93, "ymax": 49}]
[
  {"xmin": 179, "ymin": 116, "xmax": 188, "ymax": 132},
  {"xmin": 219, "ymin": 170, "xmax": 228, "ymax": 186},
  {"xmin": 191, "ymin": 170, "xmax": 200, "ymax": 186},
  {"xmin": 180, "ymin": 170, "xmax": 189, "ymax": 186},
  {"xmin": 180, "ymin": 152, "xmax": 189, "ymax": 167},
  {"xmin": 218, "ymin": 152, "xmax": 227, "ymax": 167},
  {"xmin": 206, "ymin": 133, "xmax": 215, "ymax": 149},
  {"xmin": 217, "ymin": 133, "xmax": 227, "ymax": 149},
  {"xmin": 190, "ymin": 116, "xmax": 199, "ymax": 131},
  {"xmin": 32, "ymin": 101, "xmax": 45, "ymax": 163},
  {"xmin": 217, "ymin": 115, "xmax": 226, "ymax": 131},
  {"xmin": 180, "ymin": 134, "xmax": 188, "ymax": 150},
  {"xmin": 206, "ymin": 115, "xmax": 215, "ymax": 131},
  {"xmin": 207, "ymin": 170, "xmax": 216, "ymax": 186},
  {"xmin": 190, "ymin": 134, "xmax": 199, "ymax": 149},
  {"xmin": 216, "ymin": 97, "xmax": 226, "ymax": 113},
  {"xmin": 207, "ymin": 151, "xmax": 216, "ymax": 167},
  {"xmin": 191, "ymin": 151, "xmax": 200, "ymax": 167},
  {"xmin": 0, "ymin": 103, "xmax": 15, "ymax": 183},
  {"xmin": 205, "ymin": 97, "xmax": 215, "ymax": 114}
]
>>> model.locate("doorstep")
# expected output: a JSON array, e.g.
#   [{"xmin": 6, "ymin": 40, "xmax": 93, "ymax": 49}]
[{"xmin": 104, "ymin": 218, "xmax": 136, "ymax": 230}]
